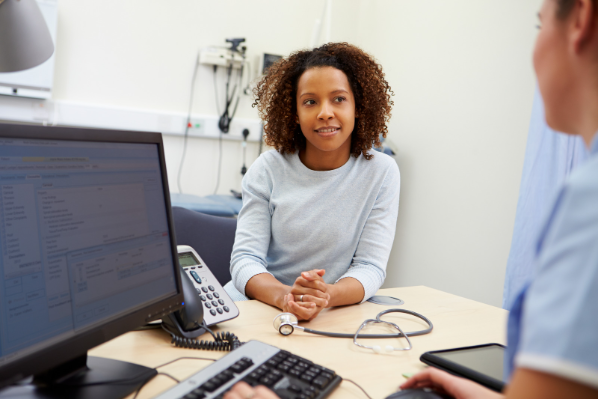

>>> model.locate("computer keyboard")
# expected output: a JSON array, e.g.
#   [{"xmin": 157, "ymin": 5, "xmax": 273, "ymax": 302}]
[{"xmin": 153, "ymin": 340, "xmax": 342, "ymax": 399}]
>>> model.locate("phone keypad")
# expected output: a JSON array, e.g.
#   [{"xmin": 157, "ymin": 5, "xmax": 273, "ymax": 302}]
[{"xmin": 180, "ymin": 251, "xmax": 239, "ymax": 327}]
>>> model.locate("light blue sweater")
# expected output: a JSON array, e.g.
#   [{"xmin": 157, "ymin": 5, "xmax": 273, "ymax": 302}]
[{"xmin": 224, "ymin": 149, "xmax": 400, "ymax": 302}]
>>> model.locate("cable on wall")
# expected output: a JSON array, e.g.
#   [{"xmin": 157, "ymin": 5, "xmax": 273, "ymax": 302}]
[{"xmin": 176, "ymin": 52, "xmax": 201, "ymax": 194}]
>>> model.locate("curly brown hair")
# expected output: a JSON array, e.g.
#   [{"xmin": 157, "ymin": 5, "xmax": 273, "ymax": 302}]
[{"xmin": 253, "ymin": 42, "xmax": 393, "ymax": 160}]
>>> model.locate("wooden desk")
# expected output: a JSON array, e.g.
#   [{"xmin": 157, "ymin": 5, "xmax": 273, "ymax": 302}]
[{"xmin": 90, "ymin": 286, "xmax": 508, "ymax": 399}]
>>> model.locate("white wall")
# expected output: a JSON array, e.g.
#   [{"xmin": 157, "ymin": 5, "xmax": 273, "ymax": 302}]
[
  {"xmin": 45, "ymin": 0, "xmax": 361, "ymax": 196},
  {"xmin": 351, "ymin": 0, "xmax": 543, "ymax": 306},
  {"xmin": 4, "ymin": 0, "xmax": 543, "ymax": 306}
]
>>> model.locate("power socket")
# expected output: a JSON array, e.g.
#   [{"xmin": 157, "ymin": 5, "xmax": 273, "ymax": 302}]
[{"xmin": 199, "ymin": 47, "xmax": 244, "ymax": 68}]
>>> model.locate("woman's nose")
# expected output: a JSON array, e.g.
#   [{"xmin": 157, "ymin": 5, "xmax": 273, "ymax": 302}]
[{"xmin": 317, "ymin": 102, "xmax": 334, "ymax": 120}]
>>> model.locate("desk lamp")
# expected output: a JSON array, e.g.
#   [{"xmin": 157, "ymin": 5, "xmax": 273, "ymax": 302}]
[{"xmin": 0, "ymin": 0, "xmax": 54, "ymax": 72}]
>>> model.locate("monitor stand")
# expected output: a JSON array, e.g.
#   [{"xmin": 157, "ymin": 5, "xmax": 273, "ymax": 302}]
[{"xmin": 0, "ymin": 354, "xmax": 157, "ymax": 399}]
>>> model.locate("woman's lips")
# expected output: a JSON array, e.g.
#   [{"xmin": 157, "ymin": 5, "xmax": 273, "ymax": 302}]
[{"xmin": 315, "ymin": 127, "xmax": 340, "ymax": 136}]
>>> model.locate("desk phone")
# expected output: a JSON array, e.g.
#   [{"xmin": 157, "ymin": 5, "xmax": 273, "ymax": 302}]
[
  {"xmin": 177, "ymin": 245, "xmax": 239, "ymax": 326},
  {"xmin": 161, "ymin": 246, "xmax": 240, "ymax": 350}
]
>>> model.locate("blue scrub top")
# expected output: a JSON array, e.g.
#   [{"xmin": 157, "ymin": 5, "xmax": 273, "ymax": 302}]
[{"xmin": 505, "ymin": 134, "xmax": 598, "ymax": 389}]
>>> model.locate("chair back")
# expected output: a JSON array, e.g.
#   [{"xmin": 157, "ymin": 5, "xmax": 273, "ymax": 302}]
[{"xmin": 171, "ymin": 206, "xmax": 237, "ymax": 286}]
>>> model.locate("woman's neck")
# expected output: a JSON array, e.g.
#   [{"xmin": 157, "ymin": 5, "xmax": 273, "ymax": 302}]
[{"xmin": 299, "ymin": 143, "xmax": 351, "ymax": 171}]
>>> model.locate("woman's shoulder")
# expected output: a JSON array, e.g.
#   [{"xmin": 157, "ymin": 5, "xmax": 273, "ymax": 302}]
[
  {"xmin": 252, "ymin": 149, "xmax": 296, "ymax": 169},
  {"xmin": 244, "ymin": 150, "xmax": 296, "ymax": 184},
  {"xmin": 355, "ymin": 152, "xmax": 400, "ymax": 181}
]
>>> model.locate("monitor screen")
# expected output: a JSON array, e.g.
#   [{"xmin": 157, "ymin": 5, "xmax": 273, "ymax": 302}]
[{"xmin": 0, "ymin": 125, "xmax": 183, "ymax": 396}]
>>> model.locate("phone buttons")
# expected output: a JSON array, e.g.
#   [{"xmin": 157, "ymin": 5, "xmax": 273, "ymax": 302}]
[
  {"xmin": 205, "ymin": 303, "xmax": 212, "ymax": 309},
  {"xmin": 216, "ymin": 308, "xmax": 223, "ymax": 314},
  {"xmin": 208, "ymin": 285, "xmax": 215, "ymax": 291},
  {"xmin": 213, "ymin": 292, "xmax": 220, "ymax": 298},
  {"xmin": 207, "ymin": 294, "xmax": 213, "ymax": 300},
  {"xmin": 200, "ymin": 295, "xmax": 206, "ymax": 301},
  {"xmin": 210, "ymin": 309, "xmax": 216, "ymax": 316},
  {"xmin": 211, "ymin": 300, "xmax": 218, "ymax": 307},
  {"xmin": 190, "ymin": 271, "xmax": 202, "ymax": 284},
  {"xmin": 223, "ymin": 306, "xmax": 230, "ymax": 312},
  {"xmin": 218, "ymin": 299, "xmax": 225, "ymax": 305},
  {"xmin": 201, "ymin": 287, "xmax": 209, "ymax": 293}
]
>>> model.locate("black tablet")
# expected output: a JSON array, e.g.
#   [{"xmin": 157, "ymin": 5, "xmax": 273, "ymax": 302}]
[{"xmin": 420, "ymin": 343, "xmax": 506, "ymax": 392}]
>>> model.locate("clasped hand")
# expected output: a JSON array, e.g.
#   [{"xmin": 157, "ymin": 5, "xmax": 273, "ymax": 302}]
[{"xmin": 281, "ymin": 269, "xmax": 330, "ymax": 321}]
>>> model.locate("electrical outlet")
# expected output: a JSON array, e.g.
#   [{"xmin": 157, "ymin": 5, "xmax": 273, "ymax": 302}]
[
  {"xmin": 199, "ymin": 47, "xmax": 244, "ymax": 68},
  {"xmin": 183, "ymin": 115, "xmax": 262, "ymax": 142},
  {"xmin": 186, "ymin": 118, "xmax": 206, "ymax": 135}
]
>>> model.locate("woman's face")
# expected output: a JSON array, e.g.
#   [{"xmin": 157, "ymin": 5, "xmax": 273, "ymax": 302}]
[
  {"xmin": 296, "ymin": 66, "xmax": 356, "ymax": 158},
  {"xmin": 534, "ymin": 0, "xmax": 575, "ymax": 133}
]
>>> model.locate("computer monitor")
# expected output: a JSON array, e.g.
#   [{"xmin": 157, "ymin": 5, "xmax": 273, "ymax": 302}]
[{"xmin": 0, "ymin": 123, "xmax": 184, "ymax": 398}]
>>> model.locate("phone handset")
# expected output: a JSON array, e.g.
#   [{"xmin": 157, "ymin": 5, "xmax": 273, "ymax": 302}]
[{"xmin": 161, "ymin": 245, "xmax": 241, "ymax": 351}]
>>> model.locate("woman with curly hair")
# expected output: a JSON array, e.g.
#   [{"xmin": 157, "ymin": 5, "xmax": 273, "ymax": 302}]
[{"xmin": 223, "ymin": 42, "xmax": 400, "ymax": 321}]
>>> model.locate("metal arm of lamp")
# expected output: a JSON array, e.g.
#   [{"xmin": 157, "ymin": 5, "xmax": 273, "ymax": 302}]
[{"xmin": 0, "ymin": 0, "xmax": 54, "ymax": 73}]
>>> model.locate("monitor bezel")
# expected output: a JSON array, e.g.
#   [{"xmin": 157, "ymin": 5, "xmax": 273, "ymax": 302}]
[{"xmin": 0, "ymin": 123, "xmax": 184, "ymax": 386}]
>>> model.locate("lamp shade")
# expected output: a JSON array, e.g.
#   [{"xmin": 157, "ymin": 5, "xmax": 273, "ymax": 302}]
[{"xmin": 0, "ymin": 0, "xmax": 54, "ymax": 73}]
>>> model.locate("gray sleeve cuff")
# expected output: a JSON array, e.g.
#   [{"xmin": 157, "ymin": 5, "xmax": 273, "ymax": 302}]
[
  {"xmin": 232, "ymin": 260, "xmax": 274, "ymax": 296},
  {"xmin": 336, "ymin": 264, "xmax": 385, "ymax": 303}
]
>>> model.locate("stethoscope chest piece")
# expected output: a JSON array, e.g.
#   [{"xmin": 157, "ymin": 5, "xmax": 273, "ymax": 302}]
[{"xmin": 273, "ymin": 313, "xmax": 299, "ymax": 336}]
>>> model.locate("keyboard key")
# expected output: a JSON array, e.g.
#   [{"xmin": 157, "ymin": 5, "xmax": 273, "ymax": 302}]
[
  {"xmin": 277, "ymin": 364, "xmax": 290, "ymax": 372},
  {"xmin": 273, "ymin": 389, "xmax": 295, "ymax": 399},
  {"xmin": 259, "ymin": 376, "xmax": 275, "ymax": 387},
  {"xmin": 200, "ymin": 381, "xmax": 217, "ymax": 392},
  {"xmin": 218, "ymin": 370, "xmax": 234, "ymax": 381},
  {"xmin": 231, "ymin": 358, "xmax": 253, "ymax": 373},
  {"xmin": 320, "ymin": 371, "xmax": 334, "ymax": 380},
  {"xmin": 288, "ymin": 384, "xmax": 302, "ymax": 393},
  {"xmin": 312, "ymin": 375, "xmax": 330, "ymax": 389},
  {"xmin": 289, "ymin": 369, "xmax": 301, "ymax": 377}
]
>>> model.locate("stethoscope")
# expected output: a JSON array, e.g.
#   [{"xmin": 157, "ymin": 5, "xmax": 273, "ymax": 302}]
[{"xmin": 273, "ymin": 308, "xmax": 433, "ymax": 354}]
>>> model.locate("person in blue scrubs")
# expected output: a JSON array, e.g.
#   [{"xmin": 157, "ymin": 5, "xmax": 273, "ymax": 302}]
[
  {"xmin": 399, "ymin": 0, "xmax": 598, "ymax": 398},
  {"xmin": 224, "ymin": 0, "xmax": 598, "ymax": 398}
]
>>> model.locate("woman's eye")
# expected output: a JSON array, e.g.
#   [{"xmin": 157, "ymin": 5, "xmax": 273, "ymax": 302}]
[
  {"xmin": 334, "ymin": 97, "xmax": 346, "ymax": 103},
  {"xmin": 304, "ymin": 99, "xmax": 315, "ymax": 105}
]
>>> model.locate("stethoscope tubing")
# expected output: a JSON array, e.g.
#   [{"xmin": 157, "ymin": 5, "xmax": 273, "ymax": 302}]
[{"xmin": 300, "ymin": 308, "xmax": 433, "ymax": 339}]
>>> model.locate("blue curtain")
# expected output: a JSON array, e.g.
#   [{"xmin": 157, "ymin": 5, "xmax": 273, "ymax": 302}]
[{"xmin": 502, "ymin": 88, "xmax": 588, "ymax": 310}]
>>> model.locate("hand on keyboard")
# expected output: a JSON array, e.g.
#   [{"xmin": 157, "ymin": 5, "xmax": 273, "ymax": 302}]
[{"xmin": 223, "ymin": 381, "xmax": 279, "ymax": 399}]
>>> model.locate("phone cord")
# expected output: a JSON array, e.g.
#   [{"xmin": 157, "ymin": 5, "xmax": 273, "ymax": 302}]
[
  {"xmin": 169, "ymin": 331, "xmax": 243, "ymax": 351},
  {"xmin": 162, "ymin": 323, "xmax": 245, "ymax": 352}
]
